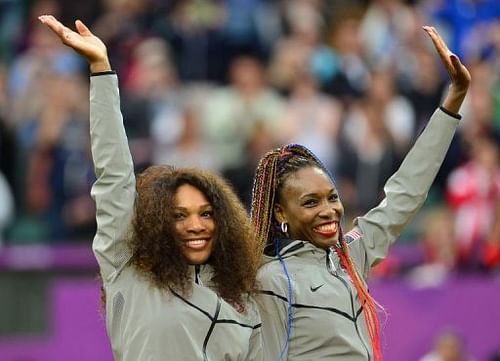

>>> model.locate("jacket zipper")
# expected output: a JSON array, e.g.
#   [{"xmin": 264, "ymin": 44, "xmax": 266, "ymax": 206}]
[
  {"xmin": 195, "ymin": 265, "xmax": 202, "ymax": 285},
  {"xmin": 326, "ymin": 248, "xmax": 371, "ymax": 360}
]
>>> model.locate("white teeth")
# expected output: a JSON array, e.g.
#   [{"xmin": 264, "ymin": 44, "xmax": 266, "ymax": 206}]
[
  {"xmin": 186, "ymin": 240, "xmax": 207, "ymax": 245},
  {"xmin": 315, "ymin": 223, "xmax": 337, "ymax": 232}
]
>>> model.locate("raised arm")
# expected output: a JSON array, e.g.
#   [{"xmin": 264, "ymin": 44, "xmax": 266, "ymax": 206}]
[
  {"xmin": 39, "ymin": 16, "xmax": 135, "ymax": 281},
  {"xmin": 346, "ymin": 26, "xmax": 471, "ymax": 276}
]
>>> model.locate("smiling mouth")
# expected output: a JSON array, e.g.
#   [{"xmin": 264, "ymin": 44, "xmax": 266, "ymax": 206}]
[
  {"xmin": 183, "ymin": 239, "xmax": 210, "ymax": 250},
  {"xmin": 313, "ymin": 222, "xmax": 338, "ymax": 236}
]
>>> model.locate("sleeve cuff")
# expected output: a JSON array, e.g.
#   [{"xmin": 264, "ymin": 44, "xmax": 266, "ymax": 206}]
[
  {"xmin": 439, "ymin": 106, "xmax": 462, "ymax": 120},
  {"xmin": 90, "ymin": 70, "xmax": 116, "ymax": 77}
]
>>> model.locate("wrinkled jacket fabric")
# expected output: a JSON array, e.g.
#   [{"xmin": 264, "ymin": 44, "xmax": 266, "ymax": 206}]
[
  {"xmin": 256, "ymin": 108, "xmax": 460, "ymax": 361},
  {"xmin": 90, "ymin": 73, "xmax": 262, "ymax": 361}
]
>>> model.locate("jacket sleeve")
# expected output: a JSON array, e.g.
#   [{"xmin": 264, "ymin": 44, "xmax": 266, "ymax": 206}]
[
  {"xmin": 346, "ymin": 108, "xmax": 460, "ymax": 279},
  {"xmin": 255, "ymin": 266, "xmax": 291, "ymax": 361},
  {"xmin": 90, "ymin": 73, "xmax": 135, "ymax": 282}
]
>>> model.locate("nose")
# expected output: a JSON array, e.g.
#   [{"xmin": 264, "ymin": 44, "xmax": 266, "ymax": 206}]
[
  {"xmin": 186, "ymin": 216, "xmax": 206, "ymax": 233},
  {"xmin": 318, "ymin": 202, "xmax": 340, "ymax": 219}
]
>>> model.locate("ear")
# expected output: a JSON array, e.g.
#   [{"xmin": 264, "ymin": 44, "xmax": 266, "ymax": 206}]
[{"xmin": 274, "ymin": 203, "xmax": 286, "ymax": 224}]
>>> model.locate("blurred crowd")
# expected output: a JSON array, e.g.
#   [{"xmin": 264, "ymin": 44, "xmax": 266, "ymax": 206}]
[{"xmin": 0, "ymin": 0, "xmax": 499, "ymax": 276}]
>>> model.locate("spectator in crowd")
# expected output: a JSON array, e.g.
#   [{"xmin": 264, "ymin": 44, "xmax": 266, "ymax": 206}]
[
  {"xmin": 279, "ymin": 68, "xmax": 343, "ymax": 172},
  {"xmin": 202, "ymin": 54, "xmax": 284, "ymax": 172},
  {"xmin": 10, "ymin": 71, "xmax": 95, "ymax": 242},
  {"xmin": 268, "ymin": 0, "xmax": 338, "ymax": 95},
  {"xmin": 446, "ymin": 135, "xmax": 500, "ymax": 270},
  {"xmin": 118, "ymin": 37, "xmax": 181, "ymax": 171},
  {"xmin": 420, "ymin": 207, "xmax": 458, "ymax": 270},
  {"xmin": 0, "ymin": 0, "xmax": 24, "ymax": 64},
  {"xmin": 407, "ymin": 206, "xmax": 459, "ymax": 286},
  {"xmin": 359, "ymin": 69, "xmax": 416, "ymax": 156},
  {"xmin": 8, "ymin": 4, "xmax": 84, "ymax": 100},
  {"xmin": 419, "ymin": 330, "xmax": 477, "ymax": 361},
  {"xmin": 461, "ymin": 59, "xmax": 498, "ymax": 143},
  {"xmin": 323, "ymin": 12, "xmax": 371, "ymax": 100},
  {"xmin": 120, "ymin": 37, "xmax": 220, "ymax": 171},
  {"xmin": 359, "ymin": 0, "xmax": 416, "ymax": 70},
  {"xmin": 221, "ymin": 0, "xmax": 282, "ymax": 61},
  {"xmin": 151, "ymin": 0, "xmax": 228, "ymax": 82},
  {"xmin": 402, "ymin": 45, "xmax": 447, "ymax": 136},
  {"xmin": 482, "ymin": 206, "xmax": 500, "ymax": 272},
  {"xmin": 223, "ymin": 121, "xmax": 278, "ymax": 208},
  {"xmin": 338, "ymin": 90, "xmax": 400, "ymax": 215},
  {"xmin": 157, "ymin": 103, "xmax": 221, "ymax": 170},
  {"xmin": 91, "ymin": 0, "xmax": 154, "ymax": 77}
]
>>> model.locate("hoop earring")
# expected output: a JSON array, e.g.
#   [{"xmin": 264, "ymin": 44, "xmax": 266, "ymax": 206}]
[{"xmin": 281, "ymin": 222, "xmax": 288, "ymax": 236}]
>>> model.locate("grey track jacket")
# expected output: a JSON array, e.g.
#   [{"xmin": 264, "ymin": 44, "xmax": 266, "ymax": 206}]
[
  {"xmin": 255, "ymin": 108, "xmax": 460, "ymax": 361},
  {"xmin": 90, "ymin": 73, "xmax": 262, "ymax": 361}
]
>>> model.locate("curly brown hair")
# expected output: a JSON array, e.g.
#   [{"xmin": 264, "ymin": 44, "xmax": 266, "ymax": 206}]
[{"xmin": 128, "ymin": 165, "xmax": 260, "ymax": 307}]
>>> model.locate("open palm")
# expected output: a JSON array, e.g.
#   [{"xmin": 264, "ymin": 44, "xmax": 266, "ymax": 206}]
[
  {"xmin": 39, "ymin": 15, "xmax": 108, "ymax": 68},
  {"xmin": 423, "ymin": 26, "xmax": 471, "ymax": 91}
]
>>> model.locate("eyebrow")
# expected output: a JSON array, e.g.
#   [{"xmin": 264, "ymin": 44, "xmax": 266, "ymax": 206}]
[
  {"xmin": 299, "ymin": 189, "xmax": 338, "ymax": 199},
  {"xmin": 174, "ymin": 204, "xmax": 213, "ymax": 210}
]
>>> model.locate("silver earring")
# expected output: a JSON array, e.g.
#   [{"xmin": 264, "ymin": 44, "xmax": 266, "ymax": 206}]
[{"xmin": 280, "ymin": 222, "xmax": 288, "ymax": 235}]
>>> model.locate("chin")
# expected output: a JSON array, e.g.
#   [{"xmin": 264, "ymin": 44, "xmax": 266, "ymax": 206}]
[
  {"xmin": 185, "ymin": 252, "xmax": 211, "ymax": 265},
  {"xmin": 312, "ymin": 236, "xmax": 338, "ymax": 249}
]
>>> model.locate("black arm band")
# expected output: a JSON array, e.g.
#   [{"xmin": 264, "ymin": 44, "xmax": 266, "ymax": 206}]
[
  {"xmin": 90, "ymin": 70, "xmax": 116, "ymax": 77},
  {"xmin": 439, "ymin": 106, "xmax": 462, "ymax": 120}
]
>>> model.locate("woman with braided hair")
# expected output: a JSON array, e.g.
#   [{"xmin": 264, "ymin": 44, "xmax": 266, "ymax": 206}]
[
  {"xmin": 39, "ymin": 15, "xmax": 263, "ymax": 361},
  {"xmin": 251, "ymin": 27, "xmax": 471, "ymax": 361}
]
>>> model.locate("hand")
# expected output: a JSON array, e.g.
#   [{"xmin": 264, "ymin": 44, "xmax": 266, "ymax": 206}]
[
  {"xmin": 423, "ymin": 26, "xmax": 471, "ymax": 114},
  {"xmin": 38, "ymin": 15, "xmax": 111, "ymax": 73}
]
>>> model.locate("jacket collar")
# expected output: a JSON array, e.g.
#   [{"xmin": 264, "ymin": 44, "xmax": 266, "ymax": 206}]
[
  {"xmin": 188, "ymin": 263, "xmax": 214, "ymax": 286},
  {"xmin": 262, "ymin": 238, "xmax": 334, "ymax": 265}
]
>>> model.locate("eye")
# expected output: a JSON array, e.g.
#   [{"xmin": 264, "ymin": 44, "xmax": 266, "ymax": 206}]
[
  {"xmin": 302, "ymin": 199, "xmax": 318, "ymax": 207},
  {"xmin": 329, "ymin": 193, "xmax": 339, "ymax": 202},
  {"xmin": 201, "ymin": 210, "xmax": 214, "ymax": 218},
  {"xmin": 174, "ymin": 212, "xmax": 186, "ymax": 220}
]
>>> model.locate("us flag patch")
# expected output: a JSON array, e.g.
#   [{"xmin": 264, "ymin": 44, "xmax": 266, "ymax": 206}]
[{"xmin": 345, "ymin": 228, "xmax": 362, "ymax": 244}]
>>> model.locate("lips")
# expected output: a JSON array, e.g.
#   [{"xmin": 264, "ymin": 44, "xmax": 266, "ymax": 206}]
[
  {"xmin": 183, "ymin": 239, "xmax": 211, "ymax": 250},
  {"xmin": 313, "ymin": 222, "xmax": 338, "ymax": 236}
]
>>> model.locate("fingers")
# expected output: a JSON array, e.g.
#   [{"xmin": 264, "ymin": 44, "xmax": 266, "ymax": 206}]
[
  {"xmin": 423, "ymin": 25, "xmax": 467, "ymax": 72},
  {"xmin": 424, "ymin": 25, "xmax": 471, "ymax": 94},
  {"xmin": 38, "ymin": 13, "xmax": 110, "ymax": 69},
  {"xmin": 39, "ymin": 14, "xmax": 78, "ymax": 45},
  {"xmin": 38, "ymin": 15, "xmax": 65, "ymax": 36},
  {"xmin": 39, "ymin": 14, "xmax": 87, "ymax": 51},
  {"xmin": 423, "ymin": 26, "xmax": 452, "ymax": 60},
  {"xmin": 75, "ymin": 20, "xmax": 92, "ymax": 36},
  {"xmin": 423, "ymin": 25, "xmax": 457, "ymax": 75}
]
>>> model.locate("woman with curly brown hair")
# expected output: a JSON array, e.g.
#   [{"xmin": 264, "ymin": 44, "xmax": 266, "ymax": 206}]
[
  {"xmin": 39, "ymin": 15, "xmax": 263, "ymax": 361},
  {"xmin": 250, "ymin": 27, "xmax": 471, "ymax": 361}
]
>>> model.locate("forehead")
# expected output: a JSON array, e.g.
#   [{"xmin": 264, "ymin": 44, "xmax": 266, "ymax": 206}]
[
  {"xmin": 282, "ymin": 167, "xmax": 336, "ymax": 194},
  {"xmin": 174, "ymin": 184, "xmax": 210, "ymax": 206}
]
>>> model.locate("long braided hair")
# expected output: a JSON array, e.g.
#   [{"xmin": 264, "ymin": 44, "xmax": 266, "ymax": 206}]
[{"xmin": 251, "ymin": 144, "xmax": 382, "ymax": 361}]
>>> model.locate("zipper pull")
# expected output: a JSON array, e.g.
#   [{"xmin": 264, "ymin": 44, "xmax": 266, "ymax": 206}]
[
  {"xmin": 195, "ymin": 265, "xmax": 203, "ymax": 285},
  {"xmin": 326, "ymin": 248, "xmax": 338, "ymax": 276}
]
